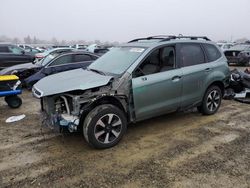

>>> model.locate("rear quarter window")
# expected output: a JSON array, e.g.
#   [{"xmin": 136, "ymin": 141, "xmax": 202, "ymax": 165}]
[
  {"xmin": 203, "ymin": 44, "xmax": 222, "ymax": 62},
  {"xmin": 74, "ymin": 54, "xmax": 92, "ymax": 62}
]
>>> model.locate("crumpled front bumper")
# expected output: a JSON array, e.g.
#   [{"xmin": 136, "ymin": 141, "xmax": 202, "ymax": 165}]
[
  {"xmin": 41, "ymin": 111, "xmax": 61, "ymax": 132},
  {"xmin": 41, "ymin": 111, "xmax": 80, "ymax": 133}
]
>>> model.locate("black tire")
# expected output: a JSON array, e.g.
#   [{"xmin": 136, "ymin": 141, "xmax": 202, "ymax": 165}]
[
  {"xmin": 5, "ymin": 95, "xmax": 22, "ymax": 108},
  {"xmin": 83, "ymin": 104, "xmax": 127, "ymax": 149},
  {"xmin": 197, "ymin": 85, "xmax": 222, "ymax": 115}
]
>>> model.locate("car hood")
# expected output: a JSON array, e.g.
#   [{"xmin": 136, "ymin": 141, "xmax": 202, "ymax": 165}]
[
  {"xmin": 33, "ymin": 68, "xmax": 113, "ymax": 98},
  {"xmin": 0, "ymin": 63, "xmax": 40, "ymax": 75}
]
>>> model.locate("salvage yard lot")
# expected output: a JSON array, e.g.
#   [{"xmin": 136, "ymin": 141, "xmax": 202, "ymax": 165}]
[{"xmin": 0, "ymin": 69, "xmax": 250, "ymax": 188}]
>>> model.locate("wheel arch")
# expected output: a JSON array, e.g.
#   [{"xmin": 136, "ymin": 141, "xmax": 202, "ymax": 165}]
[
  {"xmin": 206, "ymin": 80, "xmax": 225, "ymax": 96},
  {"xmin": 79, "ymin": 96, "xmax": 127, "ymax": 127}
]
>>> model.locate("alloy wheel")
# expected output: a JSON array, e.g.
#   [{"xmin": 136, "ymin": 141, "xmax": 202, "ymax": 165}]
[
  {"xmin": 94, "ymin": 113, "xmax": 122, "ymax": 144},
  {"xmin": 206, "ymin": 90, "xmax": 220, "ymax": 112}
]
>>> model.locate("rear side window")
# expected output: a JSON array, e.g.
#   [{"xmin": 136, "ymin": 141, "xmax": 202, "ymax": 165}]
[
  {"xmin": 179, "ymin": 43, "xmax": 205, "ymax": 67},
  {"xmin": 74, "ymin": 54, "xmax": 92, "ymax": 62},
  {"xmin": 203, "ymin": 44, "xmax": 222, "ymax": 62}
]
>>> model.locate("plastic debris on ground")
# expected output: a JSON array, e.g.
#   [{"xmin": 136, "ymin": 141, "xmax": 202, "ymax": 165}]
[{"xmin": 6, "ymin": 114, "xmax": 26, "ymax": 123}]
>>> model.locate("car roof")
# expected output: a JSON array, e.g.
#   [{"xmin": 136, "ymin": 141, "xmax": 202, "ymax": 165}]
[{"xmin": 56, "ymin": 50, "xmax": 100, "ymax": 57}]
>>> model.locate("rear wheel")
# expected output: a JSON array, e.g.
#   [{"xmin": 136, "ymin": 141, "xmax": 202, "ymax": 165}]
[
  {"xmin": 5, "ymin": 95, "xmax": 22, "ymax": 108},
  {"xmin": 197, "ymin": 85, "xmax": 222, "ymax": 115},
  {"xmin": 83, "ymin": 104, "xmax": 127, "ymax": 149}
]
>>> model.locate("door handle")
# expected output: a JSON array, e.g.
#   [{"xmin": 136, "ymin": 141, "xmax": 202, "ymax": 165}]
[
  {"xmin": 172, "ymin": 76, "xmax": 181, "ymax": 81},
  {"xmin": 141, "ymin": 77, "xmax": 147, "ymax": 81},
  {"xmin": 205, "ymin": 68, "xmax": 212, "ymax": 72}
]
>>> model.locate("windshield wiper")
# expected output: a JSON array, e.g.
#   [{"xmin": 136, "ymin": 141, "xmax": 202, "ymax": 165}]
[{"xmin": 87, "ymin": 68, "xmax": 106, "ymax": 75}]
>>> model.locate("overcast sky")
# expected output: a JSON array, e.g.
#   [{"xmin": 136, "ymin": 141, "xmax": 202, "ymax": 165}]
[{"xmin": 1, "ymin": 0, "xmax": 250, "ymax": 42}]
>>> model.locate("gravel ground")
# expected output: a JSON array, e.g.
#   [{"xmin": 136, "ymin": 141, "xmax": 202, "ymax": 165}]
[{"xmin": 0, "ymin": 66, "xmax": 249, "ymax": 188}]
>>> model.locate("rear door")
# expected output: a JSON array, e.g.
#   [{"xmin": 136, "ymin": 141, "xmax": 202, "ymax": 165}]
[
  {"xmin": 132, "ymin": 45, "xmax": 183, "ymax": 121},
  {"xmin": 177, "ymin": 43, "xmax": 211, "ymax": 108}
]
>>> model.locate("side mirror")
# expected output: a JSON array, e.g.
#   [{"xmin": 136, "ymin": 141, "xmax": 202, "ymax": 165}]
[{"xmin": 21, "ymin": 50, "xmax": 25, "ymax": 54}]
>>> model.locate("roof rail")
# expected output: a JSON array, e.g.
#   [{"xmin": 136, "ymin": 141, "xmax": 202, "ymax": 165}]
[
  {"xmin": 128, "ymin": 35, "xmax": 210, "ymax": 43},
  {"xmin": 160, "ymin": 36, "xmax": 210, "ymax": 42},
  {"xmin": 128, "ymin": 35, "xmax": 176, "ymax": 43}
]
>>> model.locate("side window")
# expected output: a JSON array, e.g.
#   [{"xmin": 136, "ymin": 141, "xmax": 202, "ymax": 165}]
[
  {"xmin": 0, "ymin": 46, "xmax": 10, "ymax": 53},
  {"xmin": 74, "ymin": 54, "xmax": 92, "ymax": 62},
  {"xmin": 134, "ymin": 49, "xmax": 161, "ymax": 77},
  {"xmin": 133, "ymin": 46, "xmax": 176, "ymax": 77},
  {"xmin": 179, "ymin": 43, "xmax": 205, "ymax": 67},
  {"xmin": 203, "ymin": 44, "xmax": 221, "ymax": 62},
  {"xmin": 8, "ymin": 46, "xmax": 23, "ymax": 54},
  {"xmin": 49, "ymin": 55, "xmax": 72, "ymax": 66}
]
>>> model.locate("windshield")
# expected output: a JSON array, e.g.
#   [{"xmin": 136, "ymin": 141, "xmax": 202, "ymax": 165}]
[
  {"xmin": 37, "ymin": 54, "xmax": 58, "ymax": 66},
  {"xmin": 88, "ymin": 46, "xmax": 146, "ymax": 75}
]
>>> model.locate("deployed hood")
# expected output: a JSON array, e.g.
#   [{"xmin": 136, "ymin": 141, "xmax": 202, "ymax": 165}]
[
  {"xmin": 0, "ymin": 63, "xmax": 40, "ymax": 75},
  {"xmin": 33, "ymin": 68, "xmax": 113, "ymax": 98}
]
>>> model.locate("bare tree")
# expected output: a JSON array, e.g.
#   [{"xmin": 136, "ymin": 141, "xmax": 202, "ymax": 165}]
[
  {"xmin": 51, "ymin": 37, "xmax": 59, "ymax": 45},
  {"xmin": 12, "ymin": 37, "xmax": 21, "ymax": 44},
  {"xmin": 24, "ymin": 35, "xmax": 32, "ymax": 44}
]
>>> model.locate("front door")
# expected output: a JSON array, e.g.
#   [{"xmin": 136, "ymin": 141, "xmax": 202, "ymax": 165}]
[{"xmin": 132, "ymin": 46, "xmax": 182, "ymax": 121}]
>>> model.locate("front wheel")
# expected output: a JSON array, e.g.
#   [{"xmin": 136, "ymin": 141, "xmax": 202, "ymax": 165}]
[
  {"xmin": 197, "ymin": 85, "xmax": 222, "ymax": 115},
  {"xmin": 83, "ymin": 104, "xmax": 127, "ymax": 149}
]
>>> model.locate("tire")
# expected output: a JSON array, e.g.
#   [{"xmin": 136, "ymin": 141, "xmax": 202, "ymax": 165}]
[
  {"xmin": 197, "ymin": 85, "xmax": 222, "ymax": 115},
  {"xmin": 83, "ymin": 104, "xmax": 127, "ymax": 149},
  {"xmin": 5, "ymin": 95, "xmax": 22, "ymax": 108}
]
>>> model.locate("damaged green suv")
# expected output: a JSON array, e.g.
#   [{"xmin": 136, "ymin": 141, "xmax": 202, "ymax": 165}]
[{"xmin": 33, "ymin": 36, "xmax": 230, "ymax": 149}]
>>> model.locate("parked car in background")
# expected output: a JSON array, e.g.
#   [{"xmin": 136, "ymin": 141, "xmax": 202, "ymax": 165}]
[
  {"xmin": 0, "ymin": 53, "xmax": 57, "ymax": 80},
  {"xmin": 25, "ymin": 51, "xmax": 99, "ymax": 88},
  {"xmin": 0, "ymin": 44, "xmax": 35, "ymax": 70},
  {"xmin": 33, "ymin": 35, "xmax": 230, "ymax": 149},
  {"xmin": 224, "ymin": 43, "xmax": 250, "ymax": 66},
  {"xmin": 35, "ymin": 47, "xmax": 74, "ymax": 60},
  {"xmin": 85, "ymin": 44, "xmax": 99, "ymax": 53},
  {"xmin": 94, "ymin": 48, "xmax": 110, "ymax": 56},
  {"xmin": 217, "ymin": 42, "xmax": 234, "ymax": 51},
  {"xmin": 71, "ymin": 44, "xmax": 88, "ymax": 50},
  {"xmin": 18, "ymin": 44, "xmax": 44, "ymax": 55}
]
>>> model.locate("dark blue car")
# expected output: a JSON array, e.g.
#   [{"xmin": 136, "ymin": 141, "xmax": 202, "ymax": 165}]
[{"xmin": 24, "ymin": 51, "xmax": 99, "ymax": 89}]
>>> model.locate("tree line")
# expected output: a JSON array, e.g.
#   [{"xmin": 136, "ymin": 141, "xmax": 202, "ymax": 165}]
[{"xmin": 0, "ymin": 35, "xmax": 120, "ymax": 46}]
